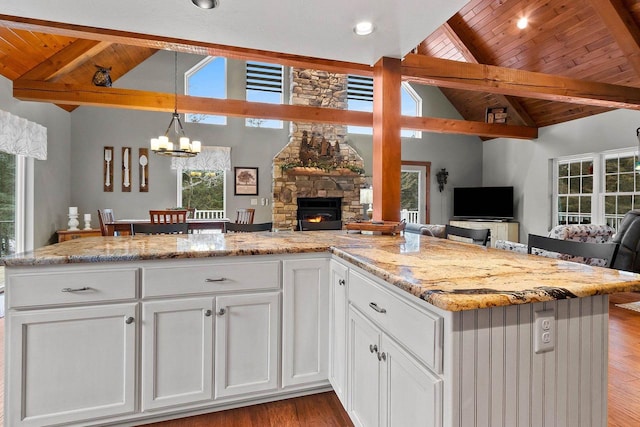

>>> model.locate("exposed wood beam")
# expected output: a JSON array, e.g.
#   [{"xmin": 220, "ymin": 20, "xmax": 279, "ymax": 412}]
[
  {"xmin": 442, "ymin": 20, "xmax": 537, "ymax": 127},
  {"xmin": 373, "ymin": 57, "xmax": 402, "ymax": 222},
  {"xmin": 401, "ymin": 54, "xmax": 640, "ymax": 110},
  {"xmin": 587, "ymin": 0, "xmax": 640, "ymax": 76},
  {"xmin": 13, "ymin": 80, "xmax": 538, "ymax": 140},
  {"xmin": 0, "ymin": 14, "xmax": 372, "ymax": 76},
  {"xmin": 401, "ymin": 116, "xmax": 537, "ymax": 140},
  {"xmin": 18, "ymin": 39, "xmax": 112, "ymax": 81}
]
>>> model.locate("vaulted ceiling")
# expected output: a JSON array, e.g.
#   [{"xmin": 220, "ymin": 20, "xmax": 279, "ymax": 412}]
[{"xmin": 2, "ymin": 0, "xmax": 640, "ymax": 138}]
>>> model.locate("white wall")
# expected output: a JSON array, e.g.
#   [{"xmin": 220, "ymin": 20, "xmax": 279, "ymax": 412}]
[
  {"xmin": 483, "ymin": 108, "xmax": 640, "ymax": 241},
  {"xmin": 0, "ymin": 75, "xmax": 71, "ymax": 248}
]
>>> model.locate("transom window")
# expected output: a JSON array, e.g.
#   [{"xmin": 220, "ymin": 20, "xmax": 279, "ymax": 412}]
[
  {"xmin": 346, "ymin": 75, "xmax": 422, "ymax": 138},
  {"xmin": 185, "ymin": 56, "xmax": 227, "ymax": 125},
  {"xmin": 245, "ymin": 61, "xmax": 283, "ymax": 129}
]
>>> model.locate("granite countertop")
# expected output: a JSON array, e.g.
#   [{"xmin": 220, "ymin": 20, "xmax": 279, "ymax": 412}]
[{"xmin": 3, "ymin": 231, "xmax": 640, "ymax": 311}]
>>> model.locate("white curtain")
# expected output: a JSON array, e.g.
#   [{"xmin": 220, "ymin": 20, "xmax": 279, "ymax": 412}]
[
  {"xmin": 171, "ymin": 146, "xmax": 231, "ymax": 171},
  {"xmin": 0, "ymin": 110, "xmax": 47, "ymax": 160}
]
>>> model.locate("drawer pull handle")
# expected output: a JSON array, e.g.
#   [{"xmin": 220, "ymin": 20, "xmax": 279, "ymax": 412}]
[
  {"xmin": 369, "ymin": 344, "xmax": 378, "ymax": 353},
  {"xmin": 204, "ymin": 309, "xmax": 213, "ymax": 317},
  {"xmin": 369, "ymin": 302, "xmax": 387, "ymax": 314},
  {"xmin": 205, "ymin": 278, "xmax": 227, "ymax": 283},
  {"xmin": 125, "ymin": 317, "xmax": 134, "ymax": 325},
  {"xmin": 377, "ymin": 351, "xmax": 387, "ymax": 362},
  {"xmin": 61, "ymin": 287, "xmax": 91, "ymax": 293},
  {"xmin": 217, "ymin": 308, "xmax": 226, "ymax": 316},
  {"xmin": 338, "ymin": 279, "xmax": 346, "ymax": 286}
]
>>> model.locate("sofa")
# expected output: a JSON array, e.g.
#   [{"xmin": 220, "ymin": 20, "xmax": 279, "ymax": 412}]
[
  {"xmin": 610, "ymin": 210, "xmax": 640, "ymax": 272},
  {"xmin": 495, "ymin": 223, "xmax": 616, "ymax": 268},
  {"xmin": 404, "ymin": 222, "xmax": 446, "ymax": 238}
]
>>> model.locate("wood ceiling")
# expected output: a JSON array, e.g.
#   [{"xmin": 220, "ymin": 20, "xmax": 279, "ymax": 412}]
[{"xmin": 2, "ymin": 0, "xmax": 640, "ymax": 138}]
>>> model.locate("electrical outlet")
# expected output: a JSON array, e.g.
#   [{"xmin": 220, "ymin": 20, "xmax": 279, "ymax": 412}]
[{"xmin": 534, "ymin": 309, "xmax": 555, "ymax": 354}]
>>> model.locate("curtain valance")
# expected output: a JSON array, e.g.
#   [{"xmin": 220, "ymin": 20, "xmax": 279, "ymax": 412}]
[
  {"xmin": 171, "ymin": 146, "xmax": 231, "ymax": 171},
  {"xmin": 0, "ymin": 110, "xmax": 47, "ymax": 160}
]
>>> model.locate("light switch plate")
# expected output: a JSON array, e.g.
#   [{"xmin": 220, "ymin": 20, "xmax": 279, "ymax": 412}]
[{"xmin": 251, "ymin": 198, "xmax": 258, "ymax": 206}]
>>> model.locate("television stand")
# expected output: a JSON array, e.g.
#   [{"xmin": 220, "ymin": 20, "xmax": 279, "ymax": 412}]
[{"xmin": 449, "ymin": 220, "xmax": 519, "ymax": 247}]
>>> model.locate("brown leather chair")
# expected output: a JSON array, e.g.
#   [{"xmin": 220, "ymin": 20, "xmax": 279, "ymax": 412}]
[
  {"xmin": 611, "ymin": 210, "xmax": 640, "ymax": 272},
  {"xmin": 97, "ymin": 209, "xmax": 115, "ymax": 236},
  {"xmin": 150, "ymin": 210, "xmax": 188, "ymax": 224}
]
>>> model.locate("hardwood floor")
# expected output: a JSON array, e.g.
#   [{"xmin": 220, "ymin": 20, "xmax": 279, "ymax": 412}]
[{"xmin": 0, "ymin": 294, "xmax": 638, "ymax": 426}]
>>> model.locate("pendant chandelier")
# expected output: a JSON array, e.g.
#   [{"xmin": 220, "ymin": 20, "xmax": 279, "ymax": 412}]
[{"xmin": 150, "ymin": 52, "xmax": 201, "ymax": 158}]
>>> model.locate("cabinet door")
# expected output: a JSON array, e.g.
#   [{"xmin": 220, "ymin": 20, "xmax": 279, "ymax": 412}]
[
  {"xmin": 8, "ymin": 304, "xmax": 137, "ymax": 427},
  {"xmin": 329, "ymin": 259, "xmax": 349, "ymax": 406},
  {"xmin": 142, "ymin": 298, "xmax": 214, "ymax": 410},
  {"xmin": 348, "ymin": 307, "xmax": 382, "ymax": 427},
  {"xmin": 214, "ymin": 292, "xmax": 280, "ymax": 398},
  {"xmin": 282, "ymin": 258, "xmax": 329, "ymax": 387},
  {"xmin": 380, "ymin": 336, "xmax": 443, "ymax": 427}
]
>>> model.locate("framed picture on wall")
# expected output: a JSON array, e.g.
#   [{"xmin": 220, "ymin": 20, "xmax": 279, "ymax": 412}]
[{"xmin": 234, "ymin": 167, "xmax": 259, "ymax": 195}]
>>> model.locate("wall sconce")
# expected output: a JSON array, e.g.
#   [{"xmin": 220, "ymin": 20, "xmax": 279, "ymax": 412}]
[
  {"xmin": 436, "ymin": 168, "xmax": 448, "ymax": 192},
  {"xmin": 635, "ymin": 128, "xmax": 640, "ymax": 171},
  {"xmin": 360, "ymin": 187, "xmax": 373, "ymax": 220}
]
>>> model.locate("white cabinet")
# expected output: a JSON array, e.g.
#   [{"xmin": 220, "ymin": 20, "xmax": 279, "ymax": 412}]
[
  {"xmin": 449, "ymin": 220, "xmax": 519, "ymax": 247},
  {"xmin": 282, "ymin": 258, "xmax": 329, "ymax": 387},
  {"xmin": 8, "ymin": 303, "xmax": 137, "ymax": 427},
  {"xmin": 348, "ymin": 307, "xmax": 443, "ymax": 427},
  {"xmin": 142, "ymin": 298, "xmax": 214, "ymax": 411},
  {"xmin": 329, "ymin": 259, "xmax": 349, "ymax": 407},
  {"xmin": 215, "ymin": 292, "xmax": 280, "ymax": 398}
]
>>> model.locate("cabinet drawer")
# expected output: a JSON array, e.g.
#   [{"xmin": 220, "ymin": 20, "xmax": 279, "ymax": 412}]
[
  {"xmin": 8, "ymin": 268, "xmax": 138, "ymax": 308},
  {"xmin": 349, "ymin": 270, "xmax": 442, "ymax": 373},
  {"xmin": 143, "ymin": 260, "xmax": 280, "ymax": 297}
]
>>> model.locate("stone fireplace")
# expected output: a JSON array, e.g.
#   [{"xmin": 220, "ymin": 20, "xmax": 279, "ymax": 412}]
[{"xmin": 272, "ymin": 69, "xmax": 365, "ymax": 230}]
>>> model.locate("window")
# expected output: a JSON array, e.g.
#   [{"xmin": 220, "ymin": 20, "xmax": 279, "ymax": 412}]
[
  {"xmin": 346, "ymin": 75, "xmax": 421, "ymax": 137},
  {"xmin": 245, "ymin": 61, "xmax": 283, "ymax": 128},
  {"xmin": 185, "ymin": 57, "xmax": 227, "ymax": 125},
  {"xmin": 604, "ymin": 151, "xmax": 640, "ymax": 230},
  {"xmin": 177, "ymin": 169, "xmax": 226, "ymax": 220},
  {"xmin": 553, "ymin": 148, "xmax": 640, "ymax": 231},
  {"xmin": 556, "ymin": 156, "xmax": 595, "ymax": 226},
  {"xmin": 0, "ymin": 152, "xmax": 16, "ymax": 257}
]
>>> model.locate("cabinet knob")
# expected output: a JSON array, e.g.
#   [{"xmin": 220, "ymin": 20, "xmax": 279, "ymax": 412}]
[
  {"xmin": 377, "ymin": 351, "xmax": 387, "ymax": 362},
  {"xmin": 369, "ymin": 302, "xmax": 387, "ymax": 314},
  {"xmin": 204, "ymin": 309, "xmax": 213, "ymax": 317},
  {"xmin": 369, "ymin": 344, "xmax": 378, "ymax": 354},
  {"xmin": 217, "ymin": 308, "xmax": 226, "ymax": 316},
  {"xmin": 338, "ymin": 279, "xmax": 346, "ymax": 286},
  {"xmin": 125, "ymin": 316, "xmax": 134, "ymax": 324}
]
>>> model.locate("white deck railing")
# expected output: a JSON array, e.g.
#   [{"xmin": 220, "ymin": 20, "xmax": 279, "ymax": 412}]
[
  {"xmin": 194, "ymin": 210, "xmax": 225, "ymax": 219},
  {"xmin": 400, "ymin": 209, "xmax": 420, "ymax": 224}
]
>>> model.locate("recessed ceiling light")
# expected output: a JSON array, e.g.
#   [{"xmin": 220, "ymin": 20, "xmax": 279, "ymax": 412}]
[
  {"xmin": 516, "ymin": 17, "xmax": 528, "ymax": 29},
  {"xmin": 191, "ymin": 0, "xmax": 219, "ymax": 9},
  {"xmin": 354, "ymin": 21, "xmax": 375, "ymax": 36}
]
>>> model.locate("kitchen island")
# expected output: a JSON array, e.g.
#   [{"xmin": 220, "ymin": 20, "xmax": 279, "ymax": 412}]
[{"xmin": 3, "ymin": 231, "xmax": 639, "ymax": 427}]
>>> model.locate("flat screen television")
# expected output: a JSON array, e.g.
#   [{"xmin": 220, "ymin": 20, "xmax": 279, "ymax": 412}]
[{"xmin": 453, "ymin": 186, "xmax": 514, "ymax": 220}]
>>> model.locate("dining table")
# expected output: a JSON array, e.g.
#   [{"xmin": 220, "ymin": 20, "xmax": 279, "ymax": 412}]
[{"xmin": 105, "ymin": 218, "xmax": 230, "ymax": 236}]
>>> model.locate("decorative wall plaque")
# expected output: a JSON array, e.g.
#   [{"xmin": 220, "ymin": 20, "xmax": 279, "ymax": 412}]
[
  {"xmin": 103, "ymin": 146, "xmax": 113, "ymax": 192},
  {"xmin": 122, "ymin": 147, "xmax": 131, "ymax": 192},
  {"xmin": 139, "ymin": 148, "xmax": 149, "ymax": 192}
]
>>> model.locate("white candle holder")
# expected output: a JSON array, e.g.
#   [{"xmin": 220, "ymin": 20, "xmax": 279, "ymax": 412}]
[
  {"xmin": 68, "ymin": 212, "xmax": 80, "ymax": 231},
  {"xmin": 84, "ymin": 213, "xmax": 92, "ymax": 230}
]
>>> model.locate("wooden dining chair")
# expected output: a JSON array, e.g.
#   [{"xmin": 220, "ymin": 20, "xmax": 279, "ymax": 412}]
[
  {"xmin": 235, "ymin": 208, "xmax": 255, "ymax": 224},
  {"xmin": 224, "ymin": 222, "xmax": 272, "ymax": 233},
  {"xmin": 149, "ymin": 209, "xmax": 188, "ymax": 224},
  {"xmin": 444, "ymin": 224, "xmax": 490, "ymax": 246},
  {"xmin": 97, "ymin": 209, "xmax": 115, "ymax": 236},
  {"xmin": 527, "ymin": 234, "xmax": 620, "ymax": 268},
  {"xmin": 131, "ymin": 223, "xmax": 189, "ymax": 235}
]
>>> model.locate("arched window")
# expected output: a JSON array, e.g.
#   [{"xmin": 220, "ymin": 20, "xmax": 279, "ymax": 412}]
[
  {"xmin": 185, "ymin": 56, "xmax": 227, "ymax": 125},
  {"xmin": 347, "ymin": 76, "xmax": 422, "ymax": 138}
]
